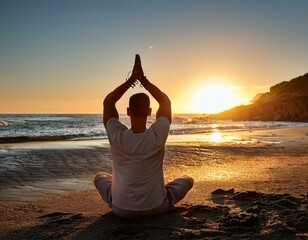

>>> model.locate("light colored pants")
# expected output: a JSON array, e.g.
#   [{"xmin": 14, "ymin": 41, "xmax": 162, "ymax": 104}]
[{"xmin": 94, "ymin": 172, "xmax": 194, "ymax": 218}]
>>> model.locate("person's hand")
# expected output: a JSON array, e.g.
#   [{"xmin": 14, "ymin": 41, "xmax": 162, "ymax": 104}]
[
  {"xmin": 130, "ymin": 56, "xmax": 139, "ymax": 82},
  {"xmin": 131, "ymin": 54, "xmax": 144, "ymax": 79},
  {"xmin": 135, "ymin": 54, "xmax": 144, "ymax": 79},
  {"xmin": 128, "ymin": 54, "xmax": 146, "ymax": 87}
]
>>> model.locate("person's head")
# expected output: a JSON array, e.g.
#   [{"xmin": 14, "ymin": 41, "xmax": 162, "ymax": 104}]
[{"xmin": 127, "ymin": 93, "xmax": 151, "ymax": 118}]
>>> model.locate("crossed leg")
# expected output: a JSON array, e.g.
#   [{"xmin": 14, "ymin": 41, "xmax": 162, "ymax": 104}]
[
  {"xmin": 94, "ymin": 172, "xmax": 194, "ymax": 217},
  {"xmin": 94, "ymin": 172, "xmax": 112, "ymax": 207},
  {"xmin": 165, "ymin": 175, "xmax": 194, "ymax": 207}
]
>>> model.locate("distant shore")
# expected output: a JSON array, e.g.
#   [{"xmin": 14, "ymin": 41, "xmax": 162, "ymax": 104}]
[{"xmin": 1, "ymin": 126, "xmax": 307, "ymax": 239}]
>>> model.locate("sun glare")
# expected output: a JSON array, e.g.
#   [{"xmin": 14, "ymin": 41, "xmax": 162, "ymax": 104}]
[
  {"xmin": 211, "ymin": 131, "xmax": 222, "ymax": 143},
  {"xmin": 190, "ymin": 84, "xmax": 239, "ymax": 114}
]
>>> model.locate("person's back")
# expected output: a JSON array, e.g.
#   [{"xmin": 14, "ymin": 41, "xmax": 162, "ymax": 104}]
[
  {"xmin": 106, "ymin": 114, "xmax": 169, "ymax": 211},
  {"xmin": 94, "ymin": 55, "xmax": 193, "ymax": 218}
]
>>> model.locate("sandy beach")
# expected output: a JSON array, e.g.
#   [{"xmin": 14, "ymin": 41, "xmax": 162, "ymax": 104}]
[{"xmin": 0, "ymin": 127, "xmax": 307, "ymax": 239}]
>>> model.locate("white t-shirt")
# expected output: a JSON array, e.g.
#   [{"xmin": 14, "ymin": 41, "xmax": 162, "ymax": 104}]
[{"xmin": 106, "ymin": 116, "xmax": 170, "ymax": 211}]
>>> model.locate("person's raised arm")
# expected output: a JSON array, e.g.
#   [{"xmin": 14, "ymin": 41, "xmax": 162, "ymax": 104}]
[
  {"xmin": 134, "ymin": 55, "xmax": 171, "ymax": 122},
  {"xmin": 103, "ymin": 79, "xmax": 133, "ymax": 127},
  {"xmin": 103, "ymin": 56, "xmax": 140, "ymax": 127},
  {"xmin": 139, "ymin": 76, "xmax": 172, "ymax": 123}
]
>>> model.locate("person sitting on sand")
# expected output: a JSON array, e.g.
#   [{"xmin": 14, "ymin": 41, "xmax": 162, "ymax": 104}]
[{"xmin": 94, "ymin": 55, "xmax": 194, "ymax": 218}]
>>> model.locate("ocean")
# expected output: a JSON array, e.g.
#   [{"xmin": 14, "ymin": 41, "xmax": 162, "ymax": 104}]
[{"xmin": 1, "ymin": 114, "xmax": 307, "ymax": 144}]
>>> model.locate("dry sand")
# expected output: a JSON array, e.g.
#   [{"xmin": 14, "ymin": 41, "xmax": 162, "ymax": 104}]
[{"xmin": 0, "ymin": 127, "xmax": 307, "ymax": 239}]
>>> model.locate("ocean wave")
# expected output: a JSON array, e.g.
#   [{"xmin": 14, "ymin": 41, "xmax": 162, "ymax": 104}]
[
  {"xmin": 172, "ymin": 116, "xmax": 210, "ymax": 125},
  {"xmin": 1, "ymin": 114, "xmax": 307, "ymax": 144},
  {"xmin": 0, "ymin": 134, "xmax": 106, "ymax": 144}
]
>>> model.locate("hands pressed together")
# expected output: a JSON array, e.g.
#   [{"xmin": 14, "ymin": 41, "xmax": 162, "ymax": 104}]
[{"xmin": 127, "ymin": 54, "xmax": 149, "ymax": 88}]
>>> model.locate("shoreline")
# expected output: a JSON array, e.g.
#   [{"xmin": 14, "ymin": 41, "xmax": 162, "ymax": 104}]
[
  {"xmin": 1, "ymin": 126, "xmax": 307, "ymax": 239},
  {"xmin": 1, "ymin": 124, "xmax": 307, "ymax": 147},
  {"xmin": 0, "ymin": 126, "xmax": 307, "ymax": 202}
]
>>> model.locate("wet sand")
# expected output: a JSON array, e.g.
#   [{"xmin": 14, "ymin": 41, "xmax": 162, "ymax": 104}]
[{"xmin": 0, "ymin": 127, "xmax": 307, "ymax": 239}]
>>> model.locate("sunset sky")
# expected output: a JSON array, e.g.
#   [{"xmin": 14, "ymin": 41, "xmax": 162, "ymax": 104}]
[{"xmin": 1, "ymin": 0, "xmax": 307, "ymax": 114}]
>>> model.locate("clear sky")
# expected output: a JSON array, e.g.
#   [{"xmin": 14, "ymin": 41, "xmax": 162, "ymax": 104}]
[{"xmin": 1, "ymin": 0, "xmax": 307, "ymax": 114}]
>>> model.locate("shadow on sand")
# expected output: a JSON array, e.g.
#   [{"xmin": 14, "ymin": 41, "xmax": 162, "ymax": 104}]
[
  {"xmin": 3, "ymin": 190, "xmax": 308, "ymax": 240},
  {"xmin": 74, "ymin": 205, "xmax": 228, "ymax": 240}
]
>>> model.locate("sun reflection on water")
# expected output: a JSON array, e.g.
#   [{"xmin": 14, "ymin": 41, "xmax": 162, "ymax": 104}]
[{"xmin": 211, "ymin": 131, "xmax": 222, "ymax": 143}]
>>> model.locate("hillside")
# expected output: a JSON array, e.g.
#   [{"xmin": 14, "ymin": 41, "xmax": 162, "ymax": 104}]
[{"xmin": 211, "ymin": 73, "xmax": 308, "ymax": 122}]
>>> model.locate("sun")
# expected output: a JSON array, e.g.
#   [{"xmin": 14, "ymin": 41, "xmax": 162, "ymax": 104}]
[{"xmin": 190, "ymin": 84, "xmax": 239, "ymax": 114}]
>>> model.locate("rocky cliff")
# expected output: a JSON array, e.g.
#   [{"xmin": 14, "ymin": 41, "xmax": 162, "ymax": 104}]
[{"xmin": 211, "ymin": 73, "xmax": 308, "ymax": 122}]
